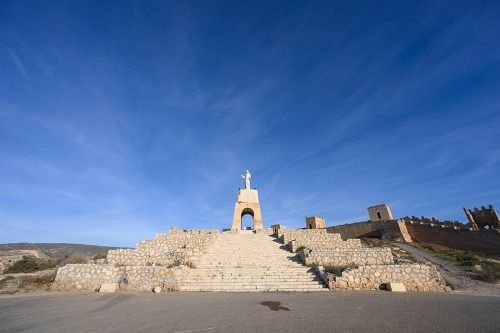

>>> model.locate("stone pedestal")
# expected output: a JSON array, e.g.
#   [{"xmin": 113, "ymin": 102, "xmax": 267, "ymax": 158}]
[{"xmin": 231, "ymin": 188, "xmax": 263, "ymax": 230}]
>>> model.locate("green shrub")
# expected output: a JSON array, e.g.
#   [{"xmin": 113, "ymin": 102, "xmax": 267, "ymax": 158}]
[
  {"xmin": 446, "ymin": 251, "xmax": 478, "ymax": 266},
  {"xmin": 5, "ymin": 256, "xmax": 56, "ymax": 273},
  {"xmin": 420, "ymin": 244, "xmax": 438, "ymax": 252}
]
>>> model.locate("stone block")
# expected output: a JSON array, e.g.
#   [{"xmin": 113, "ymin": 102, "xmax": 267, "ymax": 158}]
[
  {"xmin": 386, "ymin": 282, "xmax": 406, "ymax": 292},
  {"xmin": 99, "ymin": 283, "xmax": 119, "ymax": 293}
]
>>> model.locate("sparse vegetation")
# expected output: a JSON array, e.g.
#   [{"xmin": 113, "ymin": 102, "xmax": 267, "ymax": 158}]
[
  {"xmin": 295, "ymin": 246, "xmax": 306, "ymax": 253},
  {"xmin": 93, "ymin": 252, "xmax": 107, "ymax": 260},
  {"xmin": 419, "ymin": 245, "xmax": 500, "ymax": 283},
  {"xmin": 420, "ymin": 244, "xmax": 438, "ymax": 253},
  {"xmin": 324, "ymin": 264, "xmax": 358, "ymax": 277},
  {"xmin": 18, "ymin": 272, "xmax": 56, "ymax": 290},
  {"xmin": 166, "ymin": 259, "xmax": 183, "ymax": 268},
  {"xmin": 361, "ymin": 238, "xmax": 416, "ymax": 262},
  {"xmin": 5, "ymin": 256, "xmax": 56, "ymax": 273},
  {"xmin": 57, "ymin": 254, "xmax": 88, "ymax": 266},
  {"xmin": 0, "ymin": 275, "xmax": 15, "ymax": 288}
]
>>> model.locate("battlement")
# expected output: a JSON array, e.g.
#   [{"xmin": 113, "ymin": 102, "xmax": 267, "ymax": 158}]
[{"xmin": 464, "ymin": 205, "xmax": 500, "ymax": 231}]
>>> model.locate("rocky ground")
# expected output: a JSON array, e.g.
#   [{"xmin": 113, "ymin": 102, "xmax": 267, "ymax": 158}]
[
  {"xmin": 396, "ymin": 243, "xmax": 500, "ymax": 296},
  {"xmin": 362, "ymin": 238, "xmax": 500, "ymax": 296},
  {"xmin": 0, "ymin": 243, "xmax": 123, "ymax": 294}
]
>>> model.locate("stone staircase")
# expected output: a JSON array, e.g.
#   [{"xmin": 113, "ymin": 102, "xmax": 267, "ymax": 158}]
[{"xmin": 179, "ymin": 231, "xmax": 327, "ymax": 292}]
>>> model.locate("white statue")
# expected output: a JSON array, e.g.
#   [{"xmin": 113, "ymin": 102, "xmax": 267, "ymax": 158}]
[{"xmin": 241, "ymin": 170, "xmax": 251, "ymax": 189}]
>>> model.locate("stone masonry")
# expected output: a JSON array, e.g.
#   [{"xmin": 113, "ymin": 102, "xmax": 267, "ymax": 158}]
[
  {"xmin": 317, "ymin": 264, "xmax": 447, "ymax": 292},
  {"xmin": 53, "ymin": 227, "xmax": 447, "ymax": 293},
  {"xmin": 106, "ymin": 229, "xmax": 218, "ymax": 267},
  {"xmin": 281, "ymin": 229, "xmax": 447, "ymax": 292},
  {"xmin": 52, "ymin": 264, "xmax": 189, "ymax": 292},
  {"xmin": 53, "ymin": 229, "xmax": 217, "ymax": 292},
  {"xmin": 179, "ymin": 231, "xmax": 327, "ymax": 292},
  {"xmin": 299, "ymin": 248, "xmax": 394, "ymax": 267}
]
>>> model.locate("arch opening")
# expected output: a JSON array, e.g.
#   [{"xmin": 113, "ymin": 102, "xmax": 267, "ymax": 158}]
[{"xmin": 241, "ymin": 208, "xmax": 255, "ymax": 230}]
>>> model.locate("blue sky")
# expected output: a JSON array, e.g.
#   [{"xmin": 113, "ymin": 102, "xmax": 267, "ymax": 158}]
[{"xmin": 1, "ymin": 1, "xmax": 499, "ymax": 246}]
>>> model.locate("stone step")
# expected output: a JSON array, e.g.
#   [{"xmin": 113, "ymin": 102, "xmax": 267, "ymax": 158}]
[
  {"xmin": 184, "ymin": 276, "xmax": 322, "ymax": 280},
  {"xmin": 180, "ymin": 283, "xmax": 325, "ymax": 288},
  {"xmin": 189, "ymin": 269, "xmax": 315, "ymax": 273},
  {"xmin": 180, "ymin": 287, "xmax": 326, "ymax": 291},
  {"xmin": 179, "ymin": 233, "xmax": 326, "ymax": 292}
]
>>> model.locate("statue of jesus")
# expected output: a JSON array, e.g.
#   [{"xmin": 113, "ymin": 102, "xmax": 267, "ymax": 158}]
[{"xmin": 241, "ymin": 170, "xmax": 251, "ymax": 189}]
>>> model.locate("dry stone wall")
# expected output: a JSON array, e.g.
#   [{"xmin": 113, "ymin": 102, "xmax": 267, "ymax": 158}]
[
  {"xmin": 283, "ymin": 229, "xmax": 363, "ymax": 252},
  {"xmin": 107, "ymin": 229, "xmax": 219, "ymax": 267},
  {"xmin": 299, "ymin": 248, "xmax": 393, "ymax": 267},
  {"xmin": 317, "ymin": 264, "xmax": 447, "ymax": 292},
  {"xmin": 52, "ymin": 229, "xmax": 218, "ymax": 292},
  {"xmin": 52, "ymin": 264, "xmax": 189, "ymax": 292},
  {"xmin": 281, "ymin": 229, "xmax": 447, "ymax": 292}
]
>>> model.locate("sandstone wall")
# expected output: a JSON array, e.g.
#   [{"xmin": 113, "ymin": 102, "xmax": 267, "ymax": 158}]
[
  {"xmin": 300, "ymin": 248, "xmax": 393, "ymax": 267},
  {"xmin": 52, "ymin": 264, "xmax": 189, "ymax": 292},
  {"xmin": 319, "ymin": 264, "xmax": 447, "ymax": 292}
]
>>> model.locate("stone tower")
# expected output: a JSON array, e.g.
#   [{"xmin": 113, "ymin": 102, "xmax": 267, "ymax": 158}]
[
  {"xmin": 368, "ymin": 204, "xmax": 394, "ymax": 221},
  {"xmin": 231, "ymin": 170, "xmax": 263, "ymax": 230}
]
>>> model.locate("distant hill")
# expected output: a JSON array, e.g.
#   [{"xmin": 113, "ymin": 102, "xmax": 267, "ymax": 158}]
[{"xmin": 0, "ymin": 243, "xmax": 126, "ymax": 260}]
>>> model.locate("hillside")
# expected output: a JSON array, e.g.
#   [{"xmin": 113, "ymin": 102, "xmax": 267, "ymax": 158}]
[{"xmin": 0, "ymin": 243, "xmax": 124, "ymax": 260}]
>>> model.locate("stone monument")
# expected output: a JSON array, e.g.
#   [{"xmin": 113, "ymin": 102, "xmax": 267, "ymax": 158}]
[{"xmin": 231, "ymin": 170, "xmax": 263, "ymax": 230}]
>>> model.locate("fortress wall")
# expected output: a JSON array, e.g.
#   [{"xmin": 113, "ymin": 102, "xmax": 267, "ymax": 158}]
[
  {"xmin": 52, "ymin": 264, "xmax": 188, "ymax": 292},
  {"xmin": 299, "ymin": 248, "xmax": 394, "ymax": 267},
  {"xmin": 404, "ymin": 223, "xmax": 500, "ymax": 255},
  {"xmin": 106, "ymin": 229, "xmax": 219, "ymax": 266},
  {"xmin": 321, "ymin": 264, "xmax": 447, "ymax": 292},
  {"xmin": 327, "ymin": 221, "xmax": 383, "ymax": 240}
]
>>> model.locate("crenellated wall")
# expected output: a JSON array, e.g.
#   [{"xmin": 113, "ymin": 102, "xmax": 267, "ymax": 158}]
[{"xmin": 404, "ymin": 222, "xmax": 500, "ymax": 255}]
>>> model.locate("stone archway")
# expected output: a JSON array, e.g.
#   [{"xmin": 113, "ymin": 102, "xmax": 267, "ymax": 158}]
[
  {"xmin": 231, "ymin": 189, "xmax": 263, "ymax": 230},
  {"xmin": 241, "ymin": 208, "xmax": 255, "ymax": 230}
]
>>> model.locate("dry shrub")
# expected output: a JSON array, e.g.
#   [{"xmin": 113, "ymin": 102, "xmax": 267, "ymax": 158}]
[{"xmin": 18, "ymin": 272, "xmax": 56, "ymax": 290}]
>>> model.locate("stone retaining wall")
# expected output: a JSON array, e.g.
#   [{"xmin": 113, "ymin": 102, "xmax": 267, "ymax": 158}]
[
  {"xmin": 107, "ymin": 229, "xmax": 219, "ymax": 267},
  {"xmin": 318, "ymin": 264, "xmax": 447, "ymax": 292},
  {"xmin": 282, "ymin": 229, "xmax": 363, "ymax": 252},
  {"xmin": 51, "ymin": 264, "xmax": 188, "ymax": 292},
  {"xmin": 299, "ymin": 248, "xmax": 394, "ymax": 266}
]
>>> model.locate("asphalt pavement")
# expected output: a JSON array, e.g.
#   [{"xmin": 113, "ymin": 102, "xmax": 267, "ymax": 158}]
[{"xmin": 0, "ymin": 291, "xmax": 499, "ymax": 333}]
